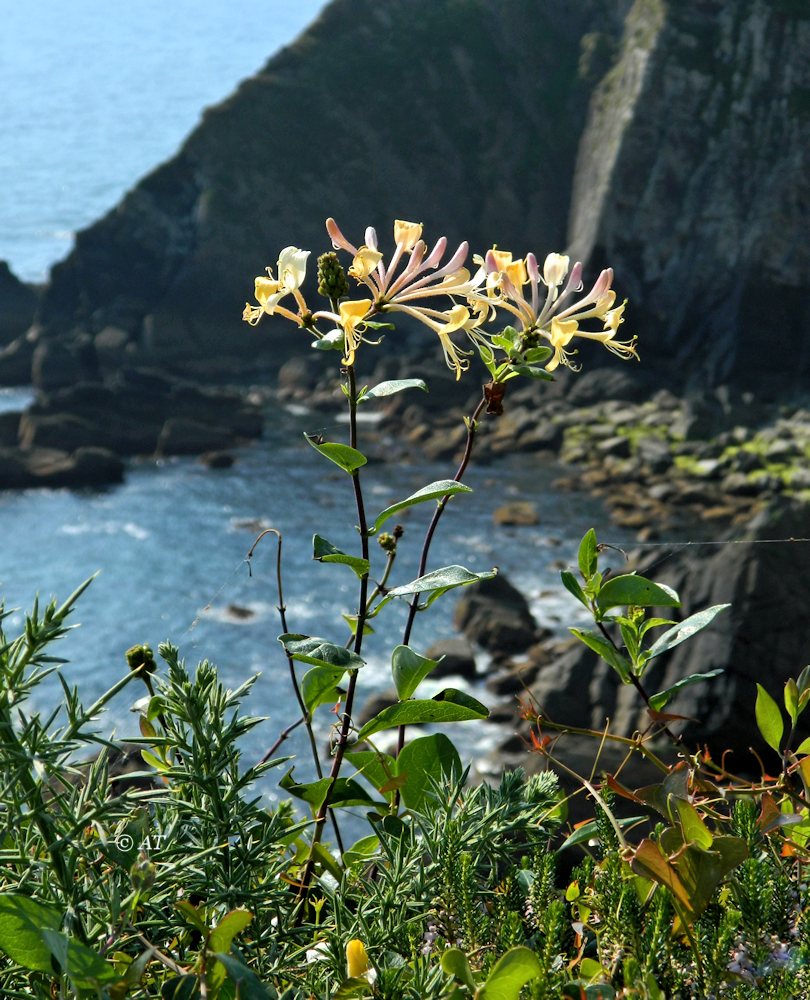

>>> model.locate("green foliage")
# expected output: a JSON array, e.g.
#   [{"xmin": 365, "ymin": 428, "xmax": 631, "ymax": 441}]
[{"xmin": 563, "ymin": 529, "xmax": 730, "ymax": 711}]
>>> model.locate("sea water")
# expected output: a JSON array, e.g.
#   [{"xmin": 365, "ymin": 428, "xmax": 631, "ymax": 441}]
[
  {"xmin": 0, "ymin": 396, "xmax": 606, "ymax": 797},
  {"xmin": 0, "ymin": 1, "xmax": 610, "ymax": 815},
  {"xmin": 0, "ymin": 0, "xmax": 326, "ymax": 282}
]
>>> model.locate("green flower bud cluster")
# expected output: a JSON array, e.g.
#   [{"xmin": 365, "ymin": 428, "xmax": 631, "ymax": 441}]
[
  {"xmin": 377, "ymin": 525, "xmax": 403, "ymax": 553},
  {"xmin": 377, "ymin": 532, "xmax": 397, "ymax": 554},
  {"xmin": 126, "ymin": 644, "xmax": 156, "ymax": 675},
  {"xmin": 317, "ymin": 252, "xmax": 349, "ymax": 301}
]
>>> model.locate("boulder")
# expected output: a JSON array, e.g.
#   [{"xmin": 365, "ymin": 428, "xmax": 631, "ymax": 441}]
[
  {"xmin": 0, "ymin": 446, "xmax": 124, "ymax": 490},
  {"xmin": 0, "ymin": 335, "xmax": 36, "ymax": 386},
  {"xmin": 17, "ymin": 368, "xmax": 263, "ymax": 460},
  {"xmin": 493, "ymin": 501, "xmax": 540, "ymax": 526},
  {"xmin": 423, "ymin": 638, "xmax": 478, "ymax": 681},
  {"xmin": 31, "ymin": 336, "xmax": 99, "ymax": 390},
  {"xmin": 200, "ymin": 450, "xmax": 235, "ymax": 469},
  {"xmin": 0, "ymin": 262, "xmax": 39, "ymax": 346},
  {"xmin": 527, "ymin": 499, "xmax": 810, "ymax": 764},
  {"xmin": 454, "ymin": 574, "xmax": 540, "ymax": 656},
  {"xmin": 0, "ymin": 412, "xmax": 20, "ymax": 447},
  {"xmin": 156, "ymin": 418, "xmax": 239, "ymax": 456}
]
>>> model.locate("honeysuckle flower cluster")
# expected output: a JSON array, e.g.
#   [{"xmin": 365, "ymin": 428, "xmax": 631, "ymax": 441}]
[
  {"xmin": 242, "ymin": 218, "xmax": 638, "ymax": 380},
  {"xmin": 469, "ymin": 248, "xmax": 638, "ymax": 372}
]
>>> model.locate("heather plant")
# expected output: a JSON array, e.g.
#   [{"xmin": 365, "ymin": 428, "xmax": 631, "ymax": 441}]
[{"xmin": 2, "ymin": 215, "xmax": 805, "ymax": 999}]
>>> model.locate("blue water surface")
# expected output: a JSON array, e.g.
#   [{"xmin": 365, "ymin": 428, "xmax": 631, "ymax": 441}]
[{"xmin": 0, "ymin": 0, "xmax": 326, "ymax": 281}]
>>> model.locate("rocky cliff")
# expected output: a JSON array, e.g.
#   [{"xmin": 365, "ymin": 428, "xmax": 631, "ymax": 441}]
[
  {"xmin": 7, "ymin": 0, "xmax": 808, "ymax": 392},
  {"xmin": 569, "ymin": 0, "xmax": 810, "ymax": 390},
  {"xmin": 29, "ymin": 0, "xmax": 617, "ymax": 378}
]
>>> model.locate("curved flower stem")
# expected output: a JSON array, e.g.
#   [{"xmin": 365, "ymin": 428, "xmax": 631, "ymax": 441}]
[
  {"xmin": 396, "ymin": 389, "xmax": 490, "ymax": 761},
  {"xmin": 298, "ymin": 364, "xmax": 371, "ymax": 905},
  {"xmin": 248, "ymin": 528, "xmax": 344, "ymax": 853}
]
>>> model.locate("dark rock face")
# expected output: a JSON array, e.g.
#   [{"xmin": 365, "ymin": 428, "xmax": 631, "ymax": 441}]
[
  {"xmin": 454, "ymin": 574, "xmax": 541, "ymax": 656},
  {"xmin": 569, "ymin": 0, "xmax": 810, "ymax": 390},
  {"xmin": 0, "ymin": 446, "xmax": 124, "ymax": 490},
  {"xmin": 424, "ymin": 638, "xmax": 478, "ymax": 681},
  {"xmin": 21, "ymin": 0, "xmax": 804, "ymax": 393},
  {"xmin": 0, "ymin": 262, "xmax": 39, "ymax": 346},
  {"xmin": 527, "ymin": 499, "xmax": 810, "ymax": 762},
  {"xmin": 18, "ymin": 368, "xmax": 263, "ymax": 457},
  {"xmin": 31, "ymin": 0, "xmax": 616, "ymax": 371}
]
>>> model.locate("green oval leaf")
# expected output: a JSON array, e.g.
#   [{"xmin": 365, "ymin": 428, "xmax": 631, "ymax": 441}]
[
  {"xmin": 396, "ymin": 734, "xmax": 462, "ymax": 811},
  {"xmin": 40, "ymin": 929, "xmax": 121, "ymax": 988},
  {"xmin": 391, "ymin": 644, "xmax": 440, "ymax": 700},
  {"xmin": 560, "ymin": 570, "xmax": 589, "ymax": 609},
  {"xmin": 569, "ymin": 628, "xmax": 632, "ymax": 683},
  {"xmin": 645, "ymin": 605, "xmax": 730, "ymax": 660},
  {"xmin": 346, "ymin": 749, "xmax": 397, "ymax": 796},
  {"xmin": 209, "ymin": 909, "xmax": 253, "ymax": 955},
  {"xmin": 596, "ymin": 574, "xmax": 680, "ymax": 612},
  {"xmin": 279, "ymin": 634, "xmax": 365, "ymax": 671},
  {"xmin": 312, "ymin": 535, "xmax": 370, "ymax": 579},
  {"xmin": 211, "ymin": 953, "xmax": 275, "ymax": 1000},
  {"xmin": 0, "ymin": 895, "xmax": 62, "ymax": 972},
  {"xmin": 301, "ymin": 665, "xmax": 346, "ymax": 713},
  {"xmin": 379, "ymin": 565, "xmax": 496, "ymax": 611},
  {"xmin": 649, "ymin": 669, "xmax": 724, "ymax": 711},
  {"xmin": 356, "ymin": 689, "xmax": 488, "ymax": 741},
  {"xmin": 440, "ymin": 948, "xmax": 476, "ymax": 990},
  {"xmin": 578, "ymin": 529, "xmax": 598, "ymax": 579},
  {"xmin": 279, "ymin": 769, "xmax": 377, "ymax": 813},
  {"xmin": 477, "ymin": 945, "xmax": 542, "ymax": 999},
  {"xmin": 756, "ymin": 683, "xmax": 784, "ymax": 752},
  {"xmin": 343, "ymin": 834, "xmax": 381, "ymax": 866},
  {"xmin": 305, "ymin": 436, "xmax": 367, "ymax": 474},
  {"xmin": 372, "ymin": 481, "xmax": 473, "ymax": 535},
  {"xmin": 510, "ymin": 364, "xmax": 554, "ymax": 381},
  {"xmin": 785, "ymin": 678, "xmax": 800, "ymax": 726},
  {"xmin": 360, "ymin": 378, "xmax": 428, "ymax": 401}
]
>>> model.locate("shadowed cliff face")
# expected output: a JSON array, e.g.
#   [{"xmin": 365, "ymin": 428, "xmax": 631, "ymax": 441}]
[
  {"xmin": 569, "ymin": 0, "xmax": 810, "ymax": 389},
  {"xmin": 33, "ymin": 0, "xmax": 810, "ymax": 388},
  {"xmin": 37, "ymin": 0, "xmax": 610, "ymax": 366}
]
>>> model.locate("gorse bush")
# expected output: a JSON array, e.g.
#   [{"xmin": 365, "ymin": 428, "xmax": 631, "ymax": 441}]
[{"xmin": 1, "ymin": 217, "xmax": 808, "ymax": 997}]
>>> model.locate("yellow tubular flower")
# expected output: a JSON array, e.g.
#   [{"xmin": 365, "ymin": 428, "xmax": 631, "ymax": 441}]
[
  {"xmin": 394, "ymin": 219, "xmax": 423, "ymax": 251},
  {"xmin": 346, "ymin": 939, "xmax": 370, "ymax": 979},
  {"xmin": 545, "ymin": 317, "xmax": 580, "ymax": 371},
  {"xmin": 349, "ymin": 246, "xmax": 384, "ymax": 280},
  {"xmin": 338, "ymin": 299, "xmax": 373, "ymax": 366},
  {"xmin": 242, "ymin": 247, "xmax": 310, "ymax": 326}
]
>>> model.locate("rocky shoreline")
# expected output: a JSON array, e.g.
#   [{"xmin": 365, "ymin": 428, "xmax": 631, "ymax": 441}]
[{"xmin": 0, "ymin": 366, "xmax": 264, "ymax": 490}]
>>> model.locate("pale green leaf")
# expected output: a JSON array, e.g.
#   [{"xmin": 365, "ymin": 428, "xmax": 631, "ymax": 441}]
[
  {"xmin": 356, "ymin": 689, "xmax": 488, "ymax": 741},
  {"xmin": 305, "ymin": 436, "xmax": 366, "ymax": 474},
  {"xmin": 649, "ymin": 669, "xmax": 724, "ymax": 711},
  {"xmin": 312, "ymin": 535, "xmax": 369, "ymax": 579},
  {"xmin": 756, "ymin": 684, "xmax": 784, "ymax": 752},
  {"xmin": 391, "ymin": 644, "xmax": 440, "ymax": 700},
  {"xmin": 360, "ymin": 378, "xmax": 428, "ymax": 401},
  {"xmin": 596, "ymin": 575, "xmax": 680, "ymax": 612},
  {"xmin": 372, "ymin": 481, "xmax": 473, "ymax": 535},
  {"xmin": 645, "ymin": 605, "xmax": 730, "ymax": 660}
]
